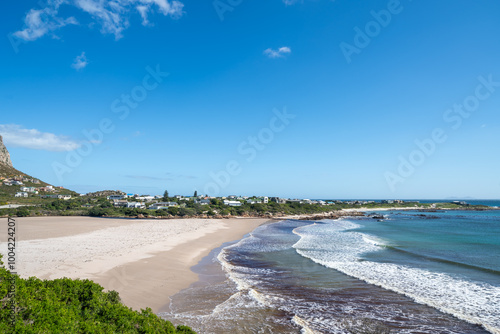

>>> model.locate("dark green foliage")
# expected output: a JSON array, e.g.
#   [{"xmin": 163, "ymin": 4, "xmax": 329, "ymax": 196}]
[
  {"xmin": 0, "ymin": 256, "xmax": 196, "ymax": 334},
  {"xmin": 14, "ymin": 207, "xmax": 30, "ymax": 217},
  {"xmin": 178, "ymin": 207, "xmax": 195, "ymax": 217},
  {"xmin": 1, "ymin": 193, "xmax": 490, "ymax": 219},
  {"xmin": 167, "ymin": 207, "xmax": 179, "ymax": 216}
]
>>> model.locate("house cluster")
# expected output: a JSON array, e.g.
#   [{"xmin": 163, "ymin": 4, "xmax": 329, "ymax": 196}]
[
  {"xmin": 40, "ymin": 194, "xmax": 72, "ymax": 200},
  {"xmin": 3, "ymin": 176, "xmax": 69, "ymax": 198},
  {"xmin": 381, "ymin": 200, "xmax": 405, "ymax": 204},
  {"xmin": 1, "ymin": 175, "xmax": 41, "ymax": 187},
  {"xmin": 344, "ymin": 200, "xmax": 376, "ymax": 205}
]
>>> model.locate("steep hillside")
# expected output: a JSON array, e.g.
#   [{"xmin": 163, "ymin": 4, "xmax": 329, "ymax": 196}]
[
  {"xmin": 0, "ymin": 135, "xmax": 13, "ymax": 168},
  {"xmin": 0, "ymin": 135, "xmax": 77, "ymax": 201}
]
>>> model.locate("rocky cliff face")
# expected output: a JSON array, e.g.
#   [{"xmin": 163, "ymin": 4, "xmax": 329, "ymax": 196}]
[{"xmin": 0, "ymin": 135, "xmax": 13, "ymax": 167}]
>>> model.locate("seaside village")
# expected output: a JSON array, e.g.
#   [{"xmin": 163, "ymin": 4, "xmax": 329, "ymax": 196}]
[
  {"xmin": 101, "ymin": 194, "xmax": 408, "ymax": 209},
  {"xmin": 2, "ymin": 174, "xmax": 415, "ymax": 208},
  {"xmin": 2, "ymin": 175, "xmax": 72, "ymax": 200}
]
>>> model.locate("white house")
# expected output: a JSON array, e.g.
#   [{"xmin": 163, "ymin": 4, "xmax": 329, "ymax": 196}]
[
  {"xmin": 224, "ymin": 200, "xmax": 242, "ymax": 207},
  {"xmin": 108, "ymin": 195, "xmax": 126, "ymax": 200},
  {"xmin": 136, "ymin": 195, "xmax": 155, "ymax": 202},
  {"xmin": 148, "ymin": 202, "xmax": 179, "ymax": 210},
  {"xmin": 127, "ymin": 202, "xmax": 145, "ymax": 209},
  {"xmin": 15, "ymin": 192, "xmax": 28, "ymax": 198},
  {"xmin": 247, "ymin": 199, "xmax": 262, "ymax": 204},
  {"xmin": 59, "ymin": 195, "xmax": 72, "ymax": 200},
  {"xmin": 113, "ymin": 200, "xmax": 129, "ymax": 207}
]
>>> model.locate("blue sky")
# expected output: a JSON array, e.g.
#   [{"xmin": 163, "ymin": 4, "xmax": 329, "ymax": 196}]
[{"xmin": 1, "ymin": 0, "xmax": 500, "ymax": 199}]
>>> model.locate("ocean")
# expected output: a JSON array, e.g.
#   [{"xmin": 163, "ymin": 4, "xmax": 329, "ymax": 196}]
[{"xmin": 160, "ymin": 207, "xmax": 500, "ymax": 333}]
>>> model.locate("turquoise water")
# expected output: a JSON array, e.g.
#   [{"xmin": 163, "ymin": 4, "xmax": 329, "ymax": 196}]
[{"xmin": 163, "ymin": 210, "xmax": 500, "ymax": 333}]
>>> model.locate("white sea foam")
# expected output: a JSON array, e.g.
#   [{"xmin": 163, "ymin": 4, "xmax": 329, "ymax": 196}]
[
  {"xmin": 292, "ymin": 220, "xmax": 500, "ymax": 334},
  {"xmin": 293, "ymin": 315, "xmax": 321, "ymax": 334}
]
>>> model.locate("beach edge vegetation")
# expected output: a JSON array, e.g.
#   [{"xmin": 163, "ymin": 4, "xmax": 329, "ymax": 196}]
[{"xmin": 0, "ymin": 255, "xmax": 195, "ymax": 333}]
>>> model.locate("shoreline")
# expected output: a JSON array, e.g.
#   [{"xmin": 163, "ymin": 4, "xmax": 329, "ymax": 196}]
[{"xmin": 0, "ymin": 216, "xmax": 269, "ymax": 312}]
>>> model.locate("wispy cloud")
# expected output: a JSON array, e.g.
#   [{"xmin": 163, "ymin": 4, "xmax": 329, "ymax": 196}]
[
  {"xmin": 264, "ymin": 46, "xmax": 292, "ymax": 59},
  {"xmin": 14, "ymin": 1, "xmax": 78, "ymax": 41},
  {"xmin": 0, "ymin": 124, "xmax": 81, "ymax": 151},
  {"xmin": 72, "ymin": 52, "xmax": 88, "ymax": 70},
  {"xmin": 14, "ymin": 0, "xmax": 184, "ymax": 41},
  {"xmin": 124, "ymin": 175, "xmax": 174, "ymax": 181},
  {"xmin": 166, "ymin": 172, "xmax": 198, "ymax": 180}
]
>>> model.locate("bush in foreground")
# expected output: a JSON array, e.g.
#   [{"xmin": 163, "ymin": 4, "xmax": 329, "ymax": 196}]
[{"xmin": 0, "ymin": 257, "xmax": 195, "ymax": 333}]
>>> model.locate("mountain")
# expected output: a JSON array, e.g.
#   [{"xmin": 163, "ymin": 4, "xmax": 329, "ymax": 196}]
[
  {"xmin": 0, "ymin": 135, "xmax": 50, "ymax": 190},
  {"xmin": 0, "ymin": 135, "xmax": 13, "ymax": 168}
]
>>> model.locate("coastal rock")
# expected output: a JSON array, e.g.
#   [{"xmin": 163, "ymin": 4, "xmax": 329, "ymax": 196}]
[{"xmin": 0, "ymin": 135, "xmax": 13, "ymax": 167}]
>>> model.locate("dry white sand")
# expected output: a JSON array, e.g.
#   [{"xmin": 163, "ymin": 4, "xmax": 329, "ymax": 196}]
[{"xmin": 0, "ymin": 216, "xmax": 267, "ymax": 312}]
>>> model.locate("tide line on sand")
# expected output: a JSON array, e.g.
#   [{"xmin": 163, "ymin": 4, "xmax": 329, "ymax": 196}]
[{"xmin": 0, "ymin": 216, "xmax": 268, "ymax": 312}]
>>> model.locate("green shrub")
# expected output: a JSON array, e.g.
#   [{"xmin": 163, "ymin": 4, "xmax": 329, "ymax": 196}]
[{"xmin": 0, "ymin": 255, "xmax": 196, "ymax": 333}]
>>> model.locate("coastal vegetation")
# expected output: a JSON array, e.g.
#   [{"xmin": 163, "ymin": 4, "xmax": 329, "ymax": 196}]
[
  {"xmin": 0, "ymin": 256, "xmax": 195, "ymax": 333},
  {"xmin": 0, "ymin": 193, "xmax": 490, "ymax": 218}
]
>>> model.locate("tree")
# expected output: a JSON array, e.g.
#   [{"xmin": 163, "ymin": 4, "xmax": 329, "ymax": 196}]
[
  {"xmin": 163, "ymin": 190, "xmax": 169, "ymax": 201},
  {"xmin": 193, "ymin": 190, "xmax": 198, "ymax": 198}
]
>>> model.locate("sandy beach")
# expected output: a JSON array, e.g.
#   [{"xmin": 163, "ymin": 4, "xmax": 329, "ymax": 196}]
[{"xmin": 0, "ymin": 216, "xmax": 268, "ymax": 312}]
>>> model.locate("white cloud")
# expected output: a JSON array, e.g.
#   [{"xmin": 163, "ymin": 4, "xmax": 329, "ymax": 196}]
[
  {"xmin": 137, "ymin": 5, "xmax": 150, "ymax": 25},
  {"xmin": 72, "ymin": 52, "xmax": 88, "ymax": 70},
  {"xmin": 14, "ymin": 1, "xmax": 78, "ymax": 41},
  {"xmin": 264, "ymin": 46, "xmax": 292, "ymax": 58},
  {"xmin": 0, "ymin": 124, "xmax": 81, "ymax": 151},
  {"xmin": 14, "ymin": 0, "xmax": 184, "ymax": 41}
]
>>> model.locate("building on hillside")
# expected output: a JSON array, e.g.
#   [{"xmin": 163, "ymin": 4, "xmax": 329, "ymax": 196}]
[
  {"xmin": 15, "ymin": 192, "xmax": 28, "ymax": 198},
  {"xmin": 287, "ymin": 199, "xmax": 303, "ymax": 204},
  {"xmin": 270, "ymin": 197, "xmax": 287, "ymax": 204},
  {"xmin": 223, "ymin": 200, "xmax": 242, "ymax": 207},
  {"xmin": 135, "ymin": 195, "xmax": 155, "ymax": 202},
  {"xmin": 108, "ymin": 195, "xmax": 127, "ymax": 200},
  {"xmin": 41, "ymin": 194, "xmax": 59, "ymax": 199},
  {"xmin": 127, "ymin": 202, "xmax": 146, "ymax": 209},
  {"xmin": 148, "ymin": 202, "xmax": 178, "ymax": 210},
  {"xmin": 113, "ymin": 200, "xmax": 129, "ymax": 207}
]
